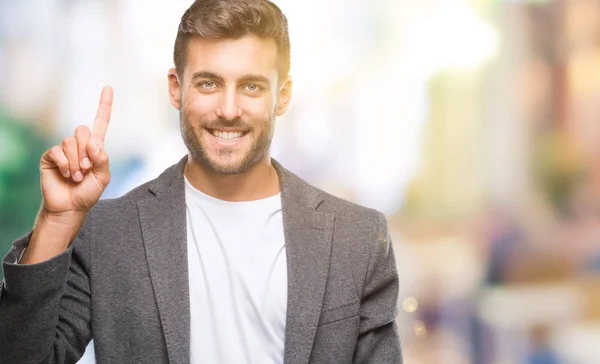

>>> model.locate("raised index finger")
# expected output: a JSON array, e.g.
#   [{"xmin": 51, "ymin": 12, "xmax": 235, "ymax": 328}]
[{"xmin": 92, "ymin": 85, "xmax": 113, "ymax": 145}]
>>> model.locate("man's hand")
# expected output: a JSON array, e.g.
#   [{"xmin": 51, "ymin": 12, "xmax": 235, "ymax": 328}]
[{"xmin": 20, "ymin": 86, "xmax": 113, "ymax": 264}]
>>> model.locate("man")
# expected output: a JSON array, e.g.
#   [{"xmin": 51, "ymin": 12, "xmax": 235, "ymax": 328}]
[{"xmin": 0, "ymin": 0, "xmax": 402, "ymax": 363}]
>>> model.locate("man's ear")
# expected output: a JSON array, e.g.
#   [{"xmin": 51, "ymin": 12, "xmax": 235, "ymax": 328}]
[
  {"xmin": 276, "ymin": 75, "xmax": 292, "ymax": 116},
  {"xmin": 167, "ymin": 68, "xmax": 182, "ymax": 110}
]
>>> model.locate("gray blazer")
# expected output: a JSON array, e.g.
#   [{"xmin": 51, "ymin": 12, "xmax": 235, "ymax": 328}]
[{"xmin": 0, "ymin": 158, "xmax": 402, "ymax": 364}]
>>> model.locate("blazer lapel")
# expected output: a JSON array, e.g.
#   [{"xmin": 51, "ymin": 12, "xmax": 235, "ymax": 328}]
[
  {"xmin": 274, "ymin": 161, "xmax": 335, "ymax": 364},
  {"xmin": 137, "ymin": 158, "xmax": 189, "ymax": 364}
]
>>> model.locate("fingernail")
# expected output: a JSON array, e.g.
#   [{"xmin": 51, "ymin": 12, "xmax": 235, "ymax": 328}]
[
  {"xmin": 81, "ymin": 158, "xmax": 91, "ymax": 169},
  {"xmin": 64, "ymin": 170, "xmax": 71, "ymax": 178},
  {"xmin": 74, "ymin": 171, "xmax": 83, "ymax": 181},
  {"xmin": 94, "ymin": 144, "xmax": 101, "ymax": 154}
]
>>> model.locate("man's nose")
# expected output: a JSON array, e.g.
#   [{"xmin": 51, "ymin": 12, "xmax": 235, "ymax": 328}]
[{"xmin": 216, "ymin": 88, "xmax": 242, "ymax": 120}]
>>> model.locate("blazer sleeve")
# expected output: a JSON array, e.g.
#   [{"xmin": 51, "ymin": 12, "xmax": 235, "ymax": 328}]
[
  {"xmin": 353, "ymin": 212, "xmax": 403, "ymax": 363},
  {"xmin": 0, "ymin": 215, "xmax": 93, "ymax": 364}
]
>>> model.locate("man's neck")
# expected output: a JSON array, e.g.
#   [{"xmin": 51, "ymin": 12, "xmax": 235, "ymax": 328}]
[{"xmin": 183, "ymin": 154, "xmax": 280, "ymax": 202}]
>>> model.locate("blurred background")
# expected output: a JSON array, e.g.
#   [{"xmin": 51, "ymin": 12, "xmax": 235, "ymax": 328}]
[{"xmin": 1, "ymin": 0, "xmax": 600, "ymax": 362}]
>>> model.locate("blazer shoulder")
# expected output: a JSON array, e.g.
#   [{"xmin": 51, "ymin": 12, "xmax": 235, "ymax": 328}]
[
  {"xmin": 314, "ymin": 187, "xmax": 384, "ymax": 223},
  {"xmin": 92, "ymin": 157, "xmax": 185, "ymax": 217},
  {"xmin": 93, "ymin": 179, "xmax": 153, "ymax": 214},
  {"xmin": 278, "ymin": 162, "xmax": 384, "ymax": 223}
]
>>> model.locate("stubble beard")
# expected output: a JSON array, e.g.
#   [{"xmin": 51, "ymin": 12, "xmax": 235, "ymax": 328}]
[{"xmin": 179, "ymin": 109, "xmax": 275, "ymax": 175}]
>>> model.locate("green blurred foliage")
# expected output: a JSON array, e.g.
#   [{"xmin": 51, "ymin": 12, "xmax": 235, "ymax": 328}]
[{"xmin": 0, "ymin": 108, "xmax": 49, "ymax": 279}]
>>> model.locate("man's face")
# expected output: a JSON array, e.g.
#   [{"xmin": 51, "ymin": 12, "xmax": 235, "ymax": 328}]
[{"xmin": 169, "ymin": 35, "xmax": 291, "ymax": 175}]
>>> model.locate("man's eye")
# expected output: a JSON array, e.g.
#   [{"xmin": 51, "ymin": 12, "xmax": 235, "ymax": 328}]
[
  {"xmin": 200, "ymin": 81, "xmax": 216, "ymax": 89},
  {"xmin": 245, "ymin": 84, "xmax": 260, "ymax": 92}
]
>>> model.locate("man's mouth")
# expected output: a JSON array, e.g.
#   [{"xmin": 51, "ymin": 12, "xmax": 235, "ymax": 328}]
[{"xmin": 207, "ymin": 129, "xmax": 249, "ymax": 143}]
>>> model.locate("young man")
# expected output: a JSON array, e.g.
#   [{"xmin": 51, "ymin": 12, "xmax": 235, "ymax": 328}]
[{"xmin": 0, "ymin": 1, "xmax": 402, "ymax": 363}]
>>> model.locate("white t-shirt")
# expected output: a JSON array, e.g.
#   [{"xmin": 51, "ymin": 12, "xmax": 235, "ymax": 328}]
[{"xmin": 185, "ymin": 177, "xmax": 287, "ymax": 364}]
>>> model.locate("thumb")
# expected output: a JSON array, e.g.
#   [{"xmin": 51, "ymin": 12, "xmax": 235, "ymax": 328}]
[{"xmin": 86, "ymin": 137, "xmax": 110, "ymax": 177}]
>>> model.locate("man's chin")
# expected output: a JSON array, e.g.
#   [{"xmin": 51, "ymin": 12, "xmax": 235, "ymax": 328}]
[
  {"xmin": 187, "ymin": 144, "xmax": 264, "ymax": 175},
  {"xmin": 203, "ymin": 156, "xmax": 251, "ymax": 175}
]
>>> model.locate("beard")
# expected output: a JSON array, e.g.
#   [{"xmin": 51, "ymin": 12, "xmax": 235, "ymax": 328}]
[{"xmin": 179, "ymin": 110, "xmax": 275, "ymax": 175}]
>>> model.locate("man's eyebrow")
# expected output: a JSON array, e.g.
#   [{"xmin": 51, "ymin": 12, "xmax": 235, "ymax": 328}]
[
  {"xmin": 191, "ymin": 71, "xmax": 225, "ymax": 83},
  {"xmin": 238, "ymin": 74, "xmax": 270, "ymax": 84}
]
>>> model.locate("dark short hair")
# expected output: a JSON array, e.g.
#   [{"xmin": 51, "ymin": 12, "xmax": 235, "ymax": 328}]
[{"xmin": 174, "ymin": 0, "xmax": 290, "ymax": 79}]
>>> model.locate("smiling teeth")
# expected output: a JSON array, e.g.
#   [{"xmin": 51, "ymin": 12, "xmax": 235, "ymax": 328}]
[{"xmin": 213, "ymin": 131, "xmax": 243, "ymax": 140}]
